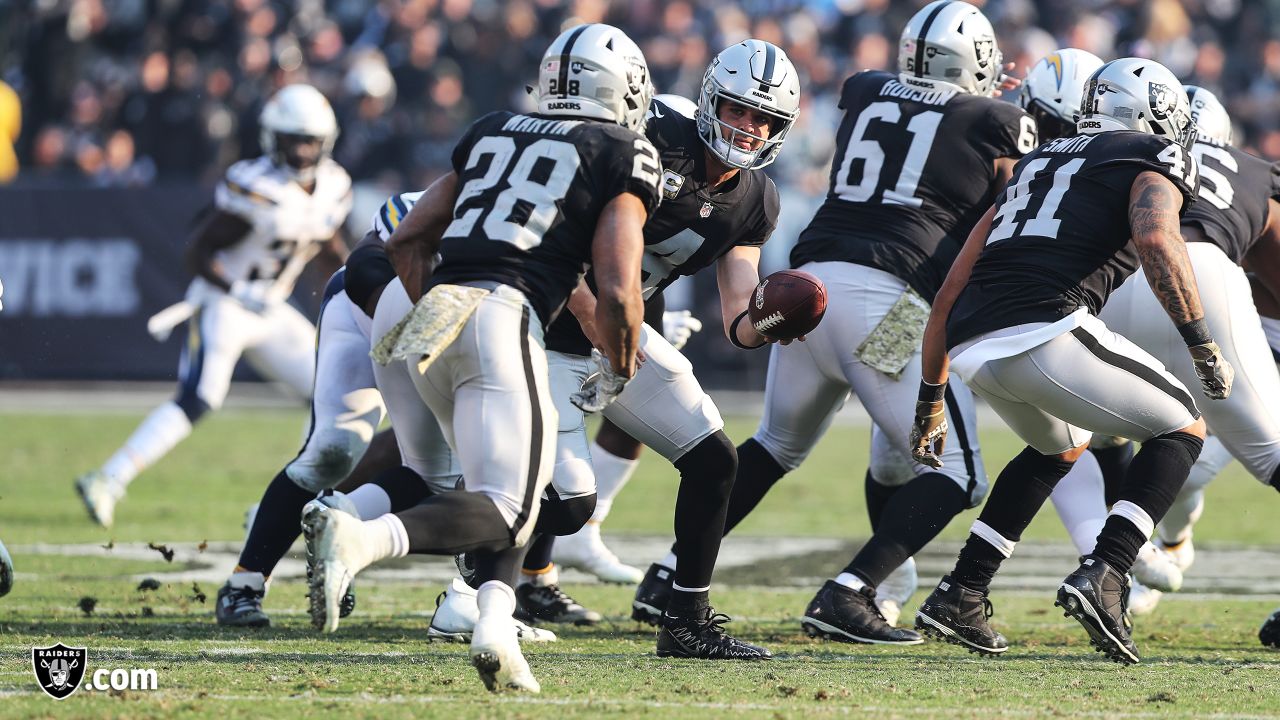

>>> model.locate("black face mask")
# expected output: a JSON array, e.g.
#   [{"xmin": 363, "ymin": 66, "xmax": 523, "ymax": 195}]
[
  {"xmin": 1028, "ymin": 102, "xmax": 1077, "ymax": 143},
  {"xmin": 273, "ymin": 133, "xmax": 325, "ymax": 171}
]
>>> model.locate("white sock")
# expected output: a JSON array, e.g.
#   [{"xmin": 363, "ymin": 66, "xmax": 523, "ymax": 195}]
[
  {"xmin": 589, "ymin": 442, "xmax": 639, "ymax": 522},
  {"xmin": 1049, "ymin": 451, "xmax": 1108, "ymax": 556},
  {"xmin": 347, "ymin": 485, "xmax": 392, "ymax": 520},
  {"xmin": 101, "ymin": 401, "xmax": 193, "ymax": 490},
  {"xmin": 970, "ymin": 520, "xmax": 1017, "ymax": 558},
  {"xmin": 362, "ymin": 514, "xmax": 410, "ymax": 561},
  {"xmin": 476, "ymin": 580, "xmax": 516, "ymax": 619},
  {"xmin": 1159, "ymin": 434, "xmax": 1228, "ymax": 543},
  {"xmin": 659, "ymin": 551, "xmax": 678, "ymax": 571},
  {"xmin": 1108, "ymin": 500, "xmax": 1155, "ymax": 540},
  {"xmin": 834, "ymin": 572, "xmax": 867, "ymax": 592},
  {"xmin": 227, "ymin": 570, "xmax": 266, "ymax": 593}
]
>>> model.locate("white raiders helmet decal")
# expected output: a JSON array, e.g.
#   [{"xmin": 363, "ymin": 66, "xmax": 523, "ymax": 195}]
[
  {"xmin": 1149, "ymin": 81, "xmax": 1176, "ymax": 121},
  {"xmin": 973, "ymin": 38, "xmax": 995, "ymax": 70}
]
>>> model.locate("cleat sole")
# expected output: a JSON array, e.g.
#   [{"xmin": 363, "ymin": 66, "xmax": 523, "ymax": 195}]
[
  {"xmin": 800, "ymin": 618, "xmax": 924, "ymax": 646},
  {"xmin": 914, "ymin": 612, "xmax": 1007, "ymax": 656},
  {"xmin": 1055, "ymin": 585, "xmax": 1140, "ymax": 665}
]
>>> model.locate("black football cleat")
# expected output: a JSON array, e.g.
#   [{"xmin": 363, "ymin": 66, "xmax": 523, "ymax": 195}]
[
  {"xmin": 215, "ymin": 583, "xmax": 270, "ymax": 628},
  {"xmin": 1260, "ymin": 608, "xmax": 1280, "ymax": 648},
  {"xmin": 515, "ymin": 583, "xmax": 602, "ymax": 626},
  {"xmin": 915, "ymin": 576, "xmax": 1007, "ymax": 655},
  {"xmin": 1056, "ymin": 555, "xmax": 1140, "ymax": 664},
  {"xmin": 657, "ymin": 607, "xmax": 772, "ymax": 660},
  {"xmin": 631, "ymin": 563, "xmax": 674, "ymax": 625},
  {"xmin": 802, "ymin": 580, "xmax": 923, "ymax": 645}
]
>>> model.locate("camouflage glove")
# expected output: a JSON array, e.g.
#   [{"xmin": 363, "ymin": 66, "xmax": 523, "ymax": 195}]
[
  {"xmin": 909, "ymin": 382, "xmax": 948, "ymax": 469},
  {"xmin": 1188, "ymin": 341, "xmax": 1234, "ymax": 400},
  {"xmin": 571, "ymin": 349, "xmax": 630, "ymax": 414}
]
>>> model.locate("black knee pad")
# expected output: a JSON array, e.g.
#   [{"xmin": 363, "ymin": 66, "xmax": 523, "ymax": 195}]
[
  {"xmin": 676, "ymin": 430, "xmax": 738, "ymax": 497},
  {"xmin": 534, "ymin": 493, "xmax": 597, "ymax": 536}
]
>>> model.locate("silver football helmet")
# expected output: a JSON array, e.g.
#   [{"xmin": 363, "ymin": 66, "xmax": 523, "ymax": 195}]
[
  {"xmin": 1019, "ymin": 49, "xmax": 1104, "ymax": 141},
  {"xmin": 1185, "ymin": 85, "xmax": 1232, "ymax": 146},
  {"xmin": 1077, "ymin": 58, "xmax": 1195, "ymax": 149},
  {"xmin": 696, "ymin": 39, "xmax": 801, "ymax": 169},
  {"xmin": 259, "ymin": 84, "xmax": 339, "ymax": 184},
  {"xmin": 534, "ymin": 23, "xmax": 652, "ymax": 133},
  {"xmin": 898, "ymin": 0, "xmax": 1003, "ymax": 96}
]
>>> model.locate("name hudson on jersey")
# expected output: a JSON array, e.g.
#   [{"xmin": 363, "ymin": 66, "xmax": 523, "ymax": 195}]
[
  {"xmin": 0, "ymin": 239, "xmax": 141, "ymax": 317},
  {"xmin": 881, "ymin": 79, "xmax": 956, "ymax": 106}
]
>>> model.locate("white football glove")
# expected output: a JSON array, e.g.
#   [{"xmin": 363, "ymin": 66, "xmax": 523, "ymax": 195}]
[
  {"xmin": 229, "ymin": 280, "xmax": 270, "ymax": 314},
  {"xmin": 570, "ymin": 349, "xmax": 630, "ymax": 414},
  {"xmin": 662, "ymin": 310, "xmax": 703, "ymax": 351}
]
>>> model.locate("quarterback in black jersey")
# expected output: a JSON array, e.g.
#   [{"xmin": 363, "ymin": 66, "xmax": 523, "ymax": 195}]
[
  {"xmin": 1045, "ymin": 85, "xmax": 1280, "ymax": 616},
  {"xmin": 299, "ymin": 24, "xmax": 661, "ymax": 694},
  {"xmin": 512, "ymin": 40, "xmax": 799, "ymax": 662},
  {"xmin": 913, "ymin": 59, "xmax": 1233, "ymax": 665},
  {"xmin": 702, "ymin": 0, "xmax": 1031, "ymax": 646}
]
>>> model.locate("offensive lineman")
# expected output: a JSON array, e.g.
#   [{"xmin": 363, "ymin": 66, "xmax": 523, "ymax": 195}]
[
  {"xmin": 75, "ymin": 84, "xmax": 352, "ymax": 527},
  {"xmin": 299, "ymin": 24, "xmax": 661, "ymax": 693},
  {"xmin": 911, "ymin": 59, "xmax": 1231, "ymax": 664},
  {"xmin": 631, "ymin": 1, "xmax": 1033, "ymax": 645}
]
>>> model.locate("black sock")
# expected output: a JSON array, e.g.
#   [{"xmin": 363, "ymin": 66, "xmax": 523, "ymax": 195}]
[
  {"xmin": 375, "ymin": 465, "xmax": 434, "ymax": 512},
  {"xmin": 671, "ymin": 431, "xmax": 737, "ymax": 590},
  {"xmin": 864, "ymin": 469, "xmax": 900, "ymax": 533},
  {"xmin": 843, "ymin": 472, "xmax": 967, "ymax": 587},
  {"xmin": 667, "ymin": 588, "xmax": 710, "ymax": 618},
  {"xmin": 395, "ymin": 492, "xmax": 513, "ymax": 555},
  {"xmin": 721, "ymin": 438, "xmax": 786, "ymax": 536},
  {"xmin": 952, "ymin": 446, "xmax": 1074, "ymax": 593},
  {"xmin": 521, "ymin": 533, "xmax": 555, "ymax": 573},
  {"xmin": 1091, "ymin": 440, "xmax": 1135, "ymax": 507},
  {"xmin": 532, "ymin": 493, "xmax": 596, "ymax": 536},
  {"xmin": 237, "ymin": 468, "xmax": 316, "ymax": 576},
  {"xmin": 1092, "ymin": 431, "xmax": 1202, "ymax": 574},
  {"xmin": 1269, "ymin": 462, "xmax": 1280, "ymax": 493},
  {"xmin": 475, "ymin": 546, "xmax": 525, "ymax": 589}
]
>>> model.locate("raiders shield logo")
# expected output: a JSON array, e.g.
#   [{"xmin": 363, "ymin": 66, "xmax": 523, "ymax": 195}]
[
  {"xmin": 32, "ymin": 643, "xmax": 87, "ymax": 700},
  {"xmin": 973, "ymin": 38, "xmax": 995, "ymax": 69},
  {"xmin": 699, "ymin": 201, "xmax": 714, "ymax": 218},
  {"xmin": 1149, "ymin": 82, "xmax": 1175, "ymax": 121}
]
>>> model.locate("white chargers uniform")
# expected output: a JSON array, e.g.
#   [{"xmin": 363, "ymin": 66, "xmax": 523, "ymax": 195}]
[
  {"xmin": 306, "ymin": 192, "xmax": 460, "ymax": 495},
  {"xmin": 176, "ymin": 156, "xmax": 352, "ymax": 415}
]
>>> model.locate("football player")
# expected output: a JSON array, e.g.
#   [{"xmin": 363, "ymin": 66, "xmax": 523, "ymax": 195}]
[
  {"xmin": 631, "ymin": 0, "xmax": 1032, "ymax": 644},
  {"xmin": 911, "ymin": 58, "xmax": 1231, "ymax": 664},
  {"xmin": 1048, "ymin": 86, "xmax": 1280, "ymax": 614},
  {"xmin": 75, "ymin": 84, "xmax": 352, "ymax": 528},
  {"xmin": 504, "ymin": 44, "xmax": 799, "ymax": 648},
  {"xmin": 214, "ymin": 191, "xmax": 455, "ymax": 627},
  {"xmin": 298, "ymin": 23, "xmax": 661, "ymax": 693}
]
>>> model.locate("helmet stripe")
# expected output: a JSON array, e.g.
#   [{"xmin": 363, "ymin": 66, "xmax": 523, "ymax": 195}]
[
  {"xmin": 558, "ymin": 25, "xmax": 590, "ymax": 98},
  {"xmin": 914, "ymin": 1, "xmax": 951, "ymax": 78},
  {"xmin": 759, "ymin": 42, "xmax": 776, "ymax": 92}
]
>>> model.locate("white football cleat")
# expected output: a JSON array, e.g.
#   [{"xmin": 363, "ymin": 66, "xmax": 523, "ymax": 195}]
[
  {"xmin": 429, "ymin": 577, "xmax": 556, "ymax": 643},
  {"xmin": 471, "ymin": 583, "xmax": 540, "ymax": 693},
  {"xmin": 551, "ymin": 522, "xmax": 643, "ymax": 584},
  {"xmin": 0, "ymin": 538, "xmax": 13, "ymax": 598},
  {"xmin": 75, "ymin": 471, "xmax": 122, "ymax": 528},
  {"xmin": 1132, "ymin": 541, "xmax": 1183, "ymax": 592},
  {"xmin": 1160, "ymin": 535, "xmax": 1195, "ymax": 573},
  {"xmin": 301, "ymin": 501, "xmax": 372, "ymax": 633},
  {"xmin": 1127, "ymin": 576, "xmax": 1163, "ymax": 616},
  {"xmin": 875, "ymin": 557, "xmax": 918, "ymax": 626}
]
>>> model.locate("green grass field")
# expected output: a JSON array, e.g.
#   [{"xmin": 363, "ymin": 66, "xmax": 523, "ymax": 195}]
[{"xmin": 2, "ymin": 409, "xmax": 1279, "ymax": 718}]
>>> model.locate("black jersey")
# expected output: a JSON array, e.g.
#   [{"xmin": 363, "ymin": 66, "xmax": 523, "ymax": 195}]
[
  {"xmin": 791, "ymin": 71, "xmax": 1036, "ymax": 301},
  {"xmin": 428, "ymin": 111, "xmax": 662, "ymax": 329},
  {"xmin": 1182, "ymin": 139, "xmax": 1280, "ymax": 263},
  {"xmin": 543, "ymin": 97, "xmax": 780, "ymax": 356},
  {"xmin": 946, "ymin": 131, "xmax": 1200, "ymax": 348}
]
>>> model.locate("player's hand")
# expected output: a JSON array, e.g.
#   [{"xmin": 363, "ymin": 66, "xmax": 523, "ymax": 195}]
[
  {"xmin": 662, "ymin": 310, "xmax": 703, "ymax": 350},
  {"xmin": 571, "ymin": 349, "xmax": 630, "ymax": 414},
  {"xmin": 229, "ymin": 281, "xmax": 269, "ymax": 314},
  {"xmin": 909, "ymin": 383, "xmax": 948, "ymax": 468},
  {"xmin": 992, "ymin": 61, "xmax": 1021, "ymax": 96},
  {"xmin": 1188, "ymin": 341, "xmax": 1234, "ymax": 399}
]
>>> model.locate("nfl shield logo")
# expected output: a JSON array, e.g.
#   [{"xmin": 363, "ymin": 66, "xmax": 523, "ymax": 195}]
[
  {"xmin": 33, "ymin": 643, "xmax": 87, "ymax": 700},
  {"xmin": 699, "ymin": 201, "xmax": 713, "ymax": 218}
]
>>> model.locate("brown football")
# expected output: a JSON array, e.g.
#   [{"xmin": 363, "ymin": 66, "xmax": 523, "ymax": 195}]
[{"xmin": 747, "ymin": 269, "xmax": 828, "ymax": 341}]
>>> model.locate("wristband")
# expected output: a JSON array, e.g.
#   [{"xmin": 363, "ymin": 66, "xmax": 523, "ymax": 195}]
[
  {"xmin": 917, "ymin": 381, "xmax": 946, "ymax": 404},
  {"xmin": 1176, "ymin": 318, "xmax": 1213, "ymax": 347},
  {"xmin": 729, "ymin": 310, "xmax": 768, "ymax": 350}
]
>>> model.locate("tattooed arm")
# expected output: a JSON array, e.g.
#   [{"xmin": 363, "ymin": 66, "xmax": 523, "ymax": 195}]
[{"xmin": 1129, "ymin": 171, "xmax": 1203, "ymax": 326}]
